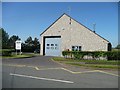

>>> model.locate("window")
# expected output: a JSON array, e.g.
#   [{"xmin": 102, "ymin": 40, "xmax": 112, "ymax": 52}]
[
  {"xmin": 47, "ymin": 44, "xmax": 49, "ymax": 46},
  {"xmin": 51, "ymin": 47, "xmax": 54, "ymax": 49},
  {"xmin": 55, "ymin": 44, "xmax": 58, "ymax": 46},
  {"xmin": 55, "ymin": 47, "xmax": 58, "ymax": 50},
  {"xmin": 79, "ymin": 46, "xmax": 81, "ymax": 51},
  {"xmin": 46, "ymin": 47, "xmax": 50, "ymax": 49},
  {"xmin": 51, "ymin": 44, "xmax": 54, "ymax": 46},
  {"xmin": 72, "ymin": 46, "xmax": 81, "ymax": 51},
  {"xmin": 72, "ymin": 46, "xmax": 75, "ymax": 51}
]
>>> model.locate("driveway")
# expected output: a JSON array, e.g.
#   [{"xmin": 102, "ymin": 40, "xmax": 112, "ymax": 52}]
[{"xmin": 2, "ymin": 56, "xmax": 119, "ymax": 88}]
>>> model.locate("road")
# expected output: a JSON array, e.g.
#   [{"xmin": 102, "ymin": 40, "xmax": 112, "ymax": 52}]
[{"xmin": 2, "ymin": 56, "xmax": 119, "ymax": 88}]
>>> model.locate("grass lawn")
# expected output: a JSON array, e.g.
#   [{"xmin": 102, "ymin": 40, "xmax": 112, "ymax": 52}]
[
  {"xmin": 1, "ymin": 53, "xmax": 36, "ymax": 59},
  {"xmin": 52, "ymin": 57, "xmax": 120, "ymax": 69}
]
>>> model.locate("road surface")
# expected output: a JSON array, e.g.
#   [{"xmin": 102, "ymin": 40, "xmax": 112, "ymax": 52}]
[{"xmin": 2, "ymin": 56, "xmax": 119, "ymax": 88}]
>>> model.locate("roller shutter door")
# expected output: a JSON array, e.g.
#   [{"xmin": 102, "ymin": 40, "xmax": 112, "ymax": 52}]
[{"xmin": 45, "ymin": 37, "xmax": 61, "ymax": 56}]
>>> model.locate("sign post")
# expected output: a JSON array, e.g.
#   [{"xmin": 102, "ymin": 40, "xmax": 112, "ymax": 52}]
[{"xmin": 15, "ymin": 40, "xmax": 22, "ymax": 55}]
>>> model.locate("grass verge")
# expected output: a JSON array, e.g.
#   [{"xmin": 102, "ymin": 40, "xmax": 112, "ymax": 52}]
[
  {"xmin": 1, "ymin": 53, "xmax": 35, "ymax": 59},
  {"xmin": 52, "ymin": 57, "xmax": 119, "ymax": 69},
  {"xmin": 65, "ymin": 62, "xmax": 119, "ymax": 69}
]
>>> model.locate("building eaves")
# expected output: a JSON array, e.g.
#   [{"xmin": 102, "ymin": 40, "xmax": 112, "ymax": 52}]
[
  {"xmin": 64, "ymin": 13, "xmax": 110, "ymax": 43},
  {"xmin": 40, "ymin": 13, "xmax": 66, "ymax": 36},
  {"xmin": 40, "ymin": 13, "xmax": 110, "ymax": 43}
]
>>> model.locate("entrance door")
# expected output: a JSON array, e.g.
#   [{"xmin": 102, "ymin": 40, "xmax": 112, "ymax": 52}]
[{"xmin": 45, "ymin": 37, "xmax": 61, "ymax": 56}]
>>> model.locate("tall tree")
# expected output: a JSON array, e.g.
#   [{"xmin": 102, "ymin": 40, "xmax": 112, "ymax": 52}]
[
  {"xmin": 33, "ymin": 37, "xmax": 39, "ymax": 47},
  {"xmin": 25, "ymin": 36, "xmax": 33, "ymax": 46},
  {"xmin": 0, "ymin": 28, "xmax": 9, "ymax": 49},
  {"xmin": 8, "ymin": 35, "xmax": 21, "ymax": 49},
  {"xmin": 33, "ymin": 37, "xmax": 40, "ymax": 50}
]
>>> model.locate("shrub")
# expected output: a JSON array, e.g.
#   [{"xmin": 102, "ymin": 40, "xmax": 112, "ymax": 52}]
[
  {"xmin": 72, "ymin": 51, "xmax": 80, "ymax": 59},
  {"xmin": 2, "ymin": 49, "xmax": 14, "ymax": 56},
  {"xmin": 107, "ymin": 51, "xmax": 120, "ymax": 60},
  {"xmin": 62, "ymin": 51, "xmax": 120, "ymax": 60},
  {"xmin": 62, "ymin": 51, "xmax": 68, "ymax": 58},
  {"xmin": 2, "ymin": 49, "xmax": 12, "ymax": 56}
]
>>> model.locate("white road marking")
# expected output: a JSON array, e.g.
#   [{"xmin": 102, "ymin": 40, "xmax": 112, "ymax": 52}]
[
  {"xmin": 5, "ymin": 63, "xmax": 118, "ymax": 77},
  {"xmin": 10, "ymin": 73, "xmax": 74, "ymax": 84},
  {"xmin": 61, "ymin": 68, "xmax": 76, "ymax": 73}
]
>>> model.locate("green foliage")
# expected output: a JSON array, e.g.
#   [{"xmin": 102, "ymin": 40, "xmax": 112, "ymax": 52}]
[
  {"xmin": 22, "ymin": 37, "xmax": 40, "ymax": 52},
  {"xmin": 0, "ymin": 28, "xmax": 21, "ymax": 49},
  {"xmin": 8, "ymin": 35, "xmax": 21, "ymax": 49},
  {"xmin": 0, "ymin": 28, "xmax": 9, "ymax": 49},
  {"xmin": 25, "ymin": 36, "xmax": 33, "ymax": 46},
  {"xmin": 2, "ymin": 49, "xmax": 14, "ymax": 56},
  {"xmin": 62, "ymin": 51, "xmax": 120, "ymax": 60},
  {"xmin": 0, "ymin": 28, "xmax": 40, "ymax": 52},
  {"xmin": 66, "ymin": 62, "xmax": 119, "ymax": 69},
  {"xmin": 62, "ymin": 51, "xmax": 68, "ymax": 57},
  {"xmin": 72, "ymin": 51, "xmax": 84, "ymax": 59},
  {"xmin": 107, "ymin": 51, "xmax": 120, "ymax": 60},
  {"xmin": 53, "ymin": 57, "xmax": 119, "ymax": 65}
]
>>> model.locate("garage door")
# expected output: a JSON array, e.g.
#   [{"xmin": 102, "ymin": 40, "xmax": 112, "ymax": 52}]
[{"xmin": 45, "ymin": 37, "xmax": 61, "ymax": 56}]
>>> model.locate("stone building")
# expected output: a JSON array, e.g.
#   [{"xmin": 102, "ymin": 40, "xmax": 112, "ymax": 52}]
[{"xmin": 40, "ymin": 13, "xmax": 111, "ymax": 56}]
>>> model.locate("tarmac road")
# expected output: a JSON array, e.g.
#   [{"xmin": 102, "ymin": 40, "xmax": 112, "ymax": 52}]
[{"xmin": 2, "ymin": 56, "xmax": 119, "ymax": 89}]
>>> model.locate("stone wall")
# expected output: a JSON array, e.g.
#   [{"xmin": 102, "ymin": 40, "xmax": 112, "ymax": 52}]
[{"xmin": 40, "ymin": 14, "xmax": 110, "ymax": 56}]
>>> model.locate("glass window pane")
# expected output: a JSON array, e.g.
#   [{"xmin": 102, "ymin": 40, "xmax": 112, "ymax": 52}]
[
  {"xmin": 55, "ymin": 47, "xmax": 57, "ymax": 49},
  {"xmin": 72, "ymin": 46, "xmax": 74, "ymax": 51},
  {"xmin": 47, "ymin": 44, "xmax": 49, "ymax": 46},
  {"xmin": 55, "ymin": 44, "xmax": 58, "ymax": 46},
  {"xmin": 46, "ymin": 47, "xmax": 49, "ymax": 49},
  {"xmin": 51, "ymin": 44, "xmax": 54, "ymax": 46},
  {"xmin": 79, "ymin": 46, "xmax": 81, "ymax": 51},
  {"xmin": 51, "ymin": 47, "xmax": 54, "ymax": 49}
]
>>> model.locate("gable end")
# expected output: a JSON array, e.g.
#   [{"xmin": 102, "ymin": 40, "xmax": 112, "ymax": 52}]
[
  {"xmin": 40, "ymin": 13, "xmax": 110, "ymax": 43},
  {"xmin": 40, "ymin": 13, "xmax": 66, "ymax": 36}
]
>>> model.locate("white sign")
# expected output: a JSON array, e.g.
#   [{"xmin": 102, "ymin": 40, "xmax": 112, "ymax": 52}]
[{"xmin": 15, "ymin": 40, "xmax": 22, "ymax": 50}]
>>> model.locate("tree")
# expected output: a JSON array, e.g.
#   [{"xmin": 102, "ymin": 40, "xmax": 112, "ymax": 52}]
[
  {"xmin": 0, "ymin": 28, "xmax": 9, "ymax": 49},
  {"xmin": 33, "ymin": 37, "xmax": 40, "ymax": 51},
  {"xmin": 115, "ymin": 44, "xmax": 120, "ymax": 49},
  {"xmin": 25, "ymin": 36, "xmax": 33, "ymax": 46},
  {"xmin": 33, "ymin": 37, "xmax": 39, "ymax": 47},
  {"xmin": 8, "ymin": 35, "xmax": 21, "ymax": 49},
  {"xmin": 22, "ymin": 37, "xmax": 40, "ymax": 52}
]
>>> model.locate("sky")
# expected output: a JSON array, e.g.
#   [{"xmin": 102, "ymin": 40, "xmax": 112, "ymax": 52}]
[{"xmin": 2, "ymin": 2, "xmax": 118, "ymax": 47}]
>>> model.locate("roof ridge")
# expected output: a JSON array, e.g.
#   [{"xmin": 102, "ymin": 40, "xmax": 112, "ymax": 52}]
[
  {"xmin": 63, "ymin": 13, "xmax": 110, "ymax": 43},
  {"xmin": 40, "ymin": 13, "xmax": 65, "ymax": 36},
  {"xmin": 40, "ymin": 13, "xmax": 110, "ymax": 43}
]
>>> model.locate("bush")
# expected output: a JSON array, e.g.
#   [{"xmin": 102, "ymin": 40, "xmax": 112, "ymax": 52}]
[
  {"xmin": 72, "ymin": 51, "xmax": 84, "ymax": 59},
  {"xmin": 62, "ymin": 51, "xmax": 120, "ymax": 60},
  {"xmin": 2, "ymin": 49, "xmax": 14, "ymax": 56},
  {"xmin": 107, "ymin": 51, "xmax": 120, "ymax": 60}
]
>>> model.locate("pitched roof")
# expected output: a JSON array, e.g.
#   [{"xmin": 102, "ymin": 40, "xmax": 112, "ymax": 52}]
[
  {"xmin": 40, "ymin": 13, "xmax": 110, "ymax": 43},
  {"xmin": 40, "ymin": 13, "xmax": 65, "ymax": 36}
]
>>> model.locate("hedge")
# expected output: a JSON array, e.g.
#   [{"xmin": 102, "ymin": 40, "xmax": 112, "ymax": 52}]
[
  {"xmin": 2, "ymin": 49, "xmax": 15, "ymax": 56},
  {"xmin": 62, "ymin": 51, "xmax": 120, "ymax": 60}
]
